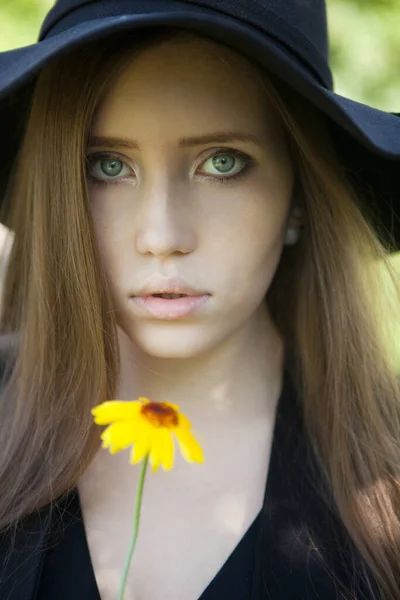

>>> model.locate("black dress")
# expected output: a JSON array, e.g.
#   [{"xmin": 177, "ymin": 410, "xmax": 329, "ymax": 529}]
[{"xmin": 0, "ymin": 365, "xmax": 381, "ymax": 599}]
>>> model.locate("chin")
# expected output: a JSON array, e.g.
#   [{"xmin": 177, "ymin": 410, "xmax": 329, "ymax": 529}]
[{"xmin": 129, "ymin": 322, "xmax": 223, "ymax": 359}]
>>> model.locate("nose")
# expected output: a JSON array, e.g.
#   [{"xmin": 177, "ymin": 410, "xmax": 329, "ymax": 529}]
[{"xmin": 135, "ymin": 180, "xmax": 196, "ymax": 258}]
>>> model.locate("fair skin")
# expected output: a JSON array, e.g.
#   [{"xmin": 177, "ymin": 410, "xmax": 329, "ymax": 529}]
[{"xmin": 78, "ymin": 33, "xmax": 302, "ymax": 600}]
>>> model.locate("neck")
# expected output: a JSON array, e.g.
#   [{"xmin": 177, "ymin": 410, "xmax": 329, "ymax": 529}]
[{"xmin": 116, "ymin": 302, "xmax": 284, "ymax": 422}]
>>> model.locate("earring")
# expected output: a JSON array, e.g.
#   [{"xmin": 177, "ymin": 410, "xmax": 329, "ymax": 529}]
[{"xmin": 284, "ymin": 226, "xmax": 301, "ymax": 246}]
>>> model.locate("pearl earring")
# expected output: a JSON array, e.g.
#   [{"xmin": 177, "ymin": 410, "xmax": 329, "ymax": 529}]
[{"xmin": 284, "ymin": 227, "xmax": 301, "ymax": 246}]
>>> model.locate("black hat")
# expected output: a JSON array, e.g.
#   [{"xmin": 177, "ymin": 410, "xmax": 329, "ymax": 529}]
[{"xmin": 1, "ymin": 0, "xmax": 400, "ymax": 251}]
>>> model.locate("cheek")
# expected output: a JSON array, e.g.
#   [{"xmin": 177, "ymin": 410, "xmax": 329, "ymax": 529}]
[
  {"xmin": 204, "ymin": 190, "xmax": 288, "ymax": 264},
  {"xmin": 201, "ymin": 188, "xmax": 289, "ymax": 307},
  {"xmin": 90, "ymin": 200, "xmax": 127, "ymax": 277}
]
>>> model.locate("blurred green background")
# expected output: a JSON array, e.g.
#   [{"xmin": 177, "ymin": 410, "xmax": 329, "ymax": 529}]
[{"xmin": 0, "ymin": 0, "xmax": 399, "ymax": 365}]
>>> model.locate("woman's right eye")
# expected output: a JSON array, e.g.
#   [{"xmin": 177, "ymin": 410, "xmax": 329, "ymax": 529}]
[{"xmin": 86, "ymin": 153, "xmax": 134, "ymax": 186}]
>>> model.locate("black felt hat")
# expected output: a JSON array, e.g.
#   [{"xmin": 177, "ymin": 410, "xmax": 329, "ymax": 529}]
[{"xmin": 1, "ymin": 0, "xmax": 400, "ymax": 250}]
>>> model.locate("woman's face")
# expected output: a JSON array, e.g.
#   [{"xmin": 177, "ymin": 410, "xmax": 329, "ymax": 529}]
[{"xmin": 87, "ymin": 34, "xmax": 295, "ymax": 358}]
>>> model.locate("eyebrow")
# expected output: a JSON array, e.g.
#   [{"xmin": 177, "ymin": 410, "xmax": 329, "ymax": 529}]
[{"xmin": 86, "ymin": 132, "xmax": 265, "ymax": 150}]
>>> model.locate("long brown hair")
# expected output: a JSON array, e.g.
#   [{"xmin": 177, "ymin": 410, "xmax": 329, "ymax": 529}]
[{"xmin": 0, "ymin": 28, "xmax": 399, "ymax": 599}]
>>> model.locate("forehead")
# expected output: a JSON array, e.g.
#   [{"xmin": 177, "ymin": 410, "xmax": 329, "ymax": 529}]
[
  {"xmin": 91, "ymin": 34, "xmax": 283, "ymax": 144},
  {"xmin": 108, "ymin": 35, "xmax": 263, "ymax": 100}
]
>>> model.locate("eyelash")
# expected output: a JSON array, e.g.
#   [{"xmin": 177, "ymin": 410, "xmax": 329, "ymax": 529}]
[{"xmin": 85, "ymin": 149, "xmax": 255, "ymax": 187}]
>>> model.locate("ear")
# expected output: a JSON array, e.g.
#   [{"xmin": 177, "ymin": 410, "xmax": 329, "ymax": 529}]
[{"xmin": 287, "ymin": 205, "xmax": 304, "ymax": 229}]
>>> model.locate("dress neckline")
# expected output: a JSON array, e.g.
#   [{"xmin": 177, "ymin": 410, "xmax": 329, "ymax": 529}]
[{"xmin": 45, "ymin": 362, "xmax": 299, "ymax": 599}]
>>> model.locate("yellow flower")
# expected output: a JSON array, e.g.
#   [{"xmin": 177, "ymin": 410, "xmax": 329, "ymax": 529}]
[{"xmin": 91, "ymin": 397, "xmax": 204, "ymax": 472}]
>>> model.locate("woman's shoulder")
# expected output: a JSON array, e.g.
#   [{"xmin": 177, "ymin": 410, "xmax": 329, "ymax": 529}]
[{"xmin": 0, "ymin": 498, "xmax": 55, "ymax": 600}]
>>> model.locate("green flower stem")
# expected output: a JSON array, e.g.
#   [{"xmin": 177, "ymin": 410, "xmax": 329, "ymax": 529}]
[{"xmin": 118, "ymin": 453, "xmax": 149, "ymax": 600}]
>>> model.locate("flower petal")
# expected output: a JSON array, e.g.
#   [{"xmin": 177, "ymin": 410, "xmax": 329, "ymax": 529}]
[
  {"xmin": 100, "ymin": 420, "xmax": 138, "ymax": 453},
  {"xmin": 177, "ymin": 413, "xmax": 192, "ymax": 429},
  {"xmin": 160, "ymin": 430, "xmax": 175, "ymax": 471},
  {"xmin": 129, "ymin": 423, "xmax": 152, "ymax": 465},
  {"xmin": 138, "ymin": 397, "xmax": 151, "ymax": 404},
  {"xmin": 148, "ymin": 430, "xmax": 164, "ymax": 473},
  {"xmin": 92, "ymin": 401, "xmax": 142, "ymax": 424},
  {"xmin": 174, "ymin": 428, "xmax": 204, "ymax": 464}
]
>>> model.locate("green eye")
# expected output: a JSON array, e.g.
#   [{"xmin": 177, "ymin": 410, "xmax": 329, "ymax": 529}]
[
  {"xmin": 201, "ymin": 150, "xmax": 252, "ymax": 180},
  {"xmin": 211, "ymin": 154, "xmax": 236, "ymax": 173},
  {"xmin": 100, "ymin": 159, "xmax": 124, "ymax": 177},
  {"xmin": 86, "ymin": 153, "xmax": 132, "ymax": 184}
]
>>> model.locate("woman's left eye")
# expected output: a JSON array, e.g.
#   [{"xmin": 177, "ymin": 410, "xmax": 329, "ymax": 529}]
[
  {"xmin": 199, "ymin": 149, "xmax": 254, "ymax": 182},
  {"xmin": 85, "ymin": 149, "xmax": 254, "ymax": 187}
]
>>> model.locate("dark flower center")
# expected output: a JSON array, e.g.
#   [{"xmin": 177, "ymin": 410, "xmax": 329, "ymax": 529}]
[{"xmin": 141, "ymin": 402, "xmax": 179, "ymax": 427}]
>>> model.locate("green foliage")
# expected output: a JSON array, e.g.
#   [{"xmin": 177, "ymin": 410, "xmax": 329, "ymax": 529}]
[
  {"xmin": 2, "ymin": 0, "xmax": 50, "ymax": 20},
  {"xmin": 328, "ymin": 0, "xmax": 400, "ymax": 111},
  {"xmin": 0, "ymin": 0, "xmax": 53, "ymax": 49}
]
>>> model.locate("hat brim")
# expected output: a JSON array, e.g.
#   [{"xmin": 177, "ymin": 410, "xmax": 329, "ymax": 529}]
[{"xmin": 0, "ymin": 10, "xmax": 399, "ymax": 249}]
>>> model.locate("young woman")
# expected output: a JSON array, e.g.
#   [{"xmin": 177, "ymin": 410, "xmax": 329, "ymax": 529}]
[{"xmin": 0, "ymin": 1, "xmax": 399, "ymax": 599}]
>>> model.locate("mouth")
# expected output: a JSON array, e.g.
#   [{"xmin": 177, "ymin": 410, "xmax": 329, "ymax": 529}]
[
  {"xmin": 150, "ymin": 293, "xmax": 189, "ymax": 299},
  {"xmin": 130, "ymin": 293, "xmax": 211, "ymax": 319}
]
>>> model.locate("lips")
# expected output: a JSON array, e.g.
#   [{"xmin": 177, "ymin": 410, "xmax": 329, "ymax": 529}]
[
  {"xmin": 135, "ymin": 275, "xmax": 207, "ymax": 298},
  {"xmin": 130, "ymin": 293, "xmax": 211, "ymax": 319}
]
